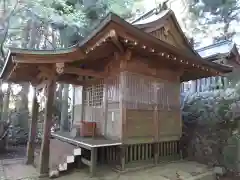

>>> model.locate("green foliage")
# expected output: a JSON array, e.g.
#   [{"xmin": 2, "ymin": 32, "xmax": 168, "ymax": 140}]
[
  {"xmin": 25, "ymin": 0, "xmax": 142, "ymax": 35},
  {"xmin": 223, "ymin": 133, "xmax": 240, "ymax": 171},
  {"xmin": 186, "ymin": 0, "xmax": 240, "ymax": 42},
  {"xmin": 182, "ymin": 80, "xmax": 240, "ymax": 170},
  {"xmin": 183, "ymin": 89, "xmax": 239, "ymax": 124},
  {"xmin": 1, "ymin": 0, "xmax": 145, "ymax": 52}
]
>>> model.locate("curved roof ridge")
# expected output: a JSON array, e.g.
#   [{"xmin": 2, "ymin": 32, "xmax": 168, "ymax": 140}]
[
  {"xmin": 131, "ymin": 8, "xmax": 158, "ymax": 24},
  {"xmin": 166, "ymin": 9, "xmax": 202, "ymax": 58},
  {"xmin": 9, "ymin": 44, "xmax": 79, "ymax": 55},
  {"xmin": 132, "ymin": 7, "xmax": 201, "ymax": 58},
  {"xmin": 196, "ymin": 40, "xmax": 233, "ymax": 51}
]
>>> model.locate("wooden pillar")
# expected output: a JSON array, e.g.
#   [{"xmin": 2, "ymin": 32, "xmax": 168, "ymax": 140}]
[
  {"xmin": 154, "ymin": 143, "xmax": 159, "ymax": 165},
  {"xmin": 39, "ymin": 80, "xmax": 55, "ymax": 176},
  {"xmin": 120, "ymin": 72, "xmax": 127, "ymax": 171},
  {"xmin": 153, "ymin": 83, "xmax": 159, "ymax": 165},
  {"xmin": 120, "ymin": 145, "xmax": 126, "ymax": 171},
  {"xmin": 120, "ymin": 71, "xmax": 127, "ymax": 141},
  {"xmin": 90, "ymin": 147, "xmax": 97, "ymax": 176},
  {"xmin": 26, "ymin": 87, "xmax": 39, "ymax": 165},
  {"xmin": 103, "ymin": 81, "xmax": 108, "ymax": 137},
  {"xmin": 79, "ymin": 86, "xmax": 85, "ymax": 137},
  {"xmin": 80, "ymin": 86, "xmax": 85, "ymax": 121},
  {"xmin": 153, "ymin": 108, "xmax": 159, "ymax": 164}
]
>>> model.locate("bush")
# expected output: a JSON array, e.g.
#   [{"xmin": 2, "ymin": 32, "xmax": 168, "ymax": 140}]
[{"xmin": 182, "ymin": 88, "xmax": 240, "ymax": 171}]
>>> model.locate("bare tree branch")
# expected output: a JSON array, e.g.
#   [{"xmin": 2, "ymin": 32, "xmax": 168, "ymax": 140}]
[{"xmin": 0, "ymin": 0, "xmax": 19, "ymax": 60}]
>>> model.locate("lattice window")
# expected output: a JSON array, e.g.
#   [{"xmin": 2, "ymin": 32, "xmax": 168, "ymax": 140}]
[{"xmin": 84, "ymin": 82, "xmax": 103, "ymax": 107}]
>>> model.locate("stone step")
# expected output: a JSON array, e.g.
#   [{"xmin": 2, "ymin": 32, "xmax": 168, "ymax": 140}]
[
  {"xmin": 35, "ymin": 138, "xmax": 77, "ymax": 172},
  {"xmin": 50, "ymin": 147, "xmax": 83, "ymax": 178}
]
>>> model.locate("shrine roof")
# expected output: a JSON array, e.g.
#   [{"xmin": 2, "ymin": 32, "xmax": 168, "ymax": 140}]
[
  {"xmin": 132, "ymin": 9, "xmax": 169, "ymax": 25},
  {"xmin": 132, "ymin": 8, "xmax": 200, "ymax": 58},
  {"xmin": 0, "ymin": 12, "xmax": 232, "ymax": 84},
  {"xmin": 196, "ymin": 40, "xmax": 240, "ymax": 63}
]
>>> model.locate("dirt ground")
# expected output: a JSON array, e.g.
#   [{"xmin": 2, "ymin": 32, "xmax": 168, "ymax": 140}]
[
  {"xmin": 0, "ymin": 145, "xmax": 27, "ymax": 159},
  {"xmin": 0, "ymin": 155, "xmax": 239, "ymax": 180},
  {"xmin": 0, "ymin": 142, "xmax": 239, "ymax": 180},
  {"xmin": 0, "ymin": 159, "xmax": 216, "ymax": 180}
]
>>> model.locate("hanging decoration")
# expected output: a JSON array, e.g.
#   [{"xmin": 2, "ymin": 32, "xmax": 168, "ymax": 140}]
[{"xmin": 83, "ymin": 29, "xmax": 221, "ymax": 76}]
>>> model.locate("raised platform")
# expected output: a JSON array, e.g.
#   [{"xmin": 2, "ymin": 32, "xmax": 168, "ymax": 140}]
[
  {"xmin": 51, "ymin": 132, "xmax": 122, "ymax": 150},
  {"xmin": 50, "ymin": 132, "xmax": 123, "ymax": 176},
  {"xmin": 50, "ymin": 132, "xmax": 181, "ymax": 176}
]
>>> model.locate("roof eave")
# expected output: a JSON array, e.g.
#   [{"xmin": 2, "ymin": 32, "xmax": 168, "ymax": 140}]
[
  {"xmin": 8, "ymin": 44, "xmax": 79, "ymax": 55},
  {"xmin": 0, "ymin": 51, "xmax": 13, "ymax": 81},
  {"xmin": 2, "ymin": 12, "xmax": 231, "ymax": 83},
  {"xmin": 133, "ymin": 9, "xmax": 171, "ymax": 30}
]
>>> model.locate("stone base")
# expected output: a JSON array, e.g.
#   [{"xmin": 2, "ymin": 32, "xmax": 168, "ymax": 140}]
[{"xmin": 38, "ymin": 173, "xmax": 49, "ymax": 178}]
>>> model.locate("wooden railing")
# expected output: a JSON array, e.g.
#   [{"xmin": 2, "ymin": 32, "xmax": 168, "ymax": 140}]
[{"xmin": 97, "ymin": 140, "xmax": 180, "ymax": 166}]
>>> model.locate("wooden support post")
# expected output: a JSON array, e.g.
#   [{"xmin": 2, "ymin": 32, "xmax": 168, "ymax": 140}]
[
  {"xmin": 80, "ymin": 86, "xmax": 85, "ymax": 136},
  {"xmin": 120, "ymin": 71, "xmax": 127, "ymax": 142},
  {"xmin": 100, "ymin": 147, "xmax": 105, "ymax": 164},
  {"xmin": 90, "ymin": 147, "xmax": 97, "ymax": 177},
  {"xmin": 39, "ymin": 80, "xmax": 55, "ymax": 176},
  {"xmin": 154, "ymin": 86, "xmax": 159, "ymax": 165},
  {"xmin": 26, "ymin": 87, "xmax": 39, "ymax": 165},
  {"xmin": 120, "ymin": 145, "xmax": 126, "ymax": 171},
  {"xmin": 103, "ymin": 81, "xmax": 108, "ymax": 137},
  {"xmin": 154, "ymin": 143, "xmax": 159, "ymax": 165}
]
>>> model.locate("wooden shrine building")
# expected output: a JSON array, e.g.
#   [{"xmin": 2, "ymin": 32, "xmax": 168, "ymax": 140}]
[
  {"xmin": 182, "ymin": 40, "xmax": 240, "ymax": 93},
  {"xmin": 0, "ymin": 8, "xmax": 232, "ymax": 177}
]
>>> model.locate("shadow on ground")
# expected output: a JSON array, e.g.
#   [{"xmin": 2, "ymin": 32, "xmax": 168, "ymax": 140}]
[{"xmin": 0, "ymin": 146, "xmax": 27, "ymax": 160}]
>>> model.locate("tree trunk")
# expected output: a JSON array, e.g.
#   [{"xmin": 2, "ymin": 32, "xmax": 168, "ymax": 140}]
[
  {"xmin": 18, "ymin": 83, "xmax": 30, "ymax": 130},
  {"xmin": 54, "ymin": 84, "xmax": 63, "ymax": 126},
  {"xmin": 237, "ymin": 118, "xmax": 240, "ymax": 174},
  {"xmin": 1, "ymin": 84, "xmax": 10, "ymax": 122},
  {"xmin": 60, "ymin": 84, "xmax": 69, "ymax": 131},
  {"xmin": 0, "ymin": 81, "xmax": 4, "ymax": 121}
]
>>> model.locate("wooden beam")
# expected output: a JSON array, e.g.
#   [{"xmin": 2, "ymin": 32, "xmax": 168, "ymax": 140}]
[
  {"xmin": 81, "ymin": 86, "xmax": 85, "ymax": 122},
  {"xmin": 82, "ymin": 78, "xmax": 102, "ymax": 86},
  {"xmin": 105, "ymin": 50, "xmax": 132, "ymax": 74},
  {"xmin": 26, "ymin": 87, "xmax": 39, "ymax": 165},
  {"xmin": 81, "ymin": 157, "xmax": 91, "ymax": 166},
  {"xmin": 90, "ymin": 147, "xmax": 97, "ymax": 177},
  {"xmin": 38, "ymin": 66, "xmax": 56, "ymax": 80},
  {"xmin": 7, "ymin": 63, "xmax": 18, "ymax": 80},
  {"xmin": 57, "ymin": 79, "xmax": 85, "ymax": 86},
  {"xmin": 120, "ymin": 72, "xmax": 127, "ymax": 143},
  {"xmin": 103, "ymin": 82, "xmax": 108, "ymax": 136},
  {"xmin": 39, "ymin": 80, "xmax": 55, "ymax": 176},
  {"xmin": 63, "ymin": 67, "xmax": 107, "ymax": 78},
  {"xmin": 12, "ymin": 57, "xmax": 81, "ymax": 64},
  {"xmin": 112, "ymin": 35, "xmax": 125, "ymax": 53},
  {"xmin": 153, "ymin": 84, "xmax": 159, "ymax": 165},
  {"xmin": 36, "ymin": 80, "xmax": 48, "ymax": 91},
  {"xmin": 120, "ymin": 49, "xmax": 132, "ymax": 71},
  {"xmin": 36, "ymin": 66, "xmax": 57, "ymax": 89},
  {"xmin": 124, "ymin": 49, "xmax": 132, "ymax": 61},
  {"xmin": 120, "ymin": 146, "xmax": 126, "ymax": 171},
  {"xmin": 38, "ymin": 66, "xmax": 55, "ymax": 76}
]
